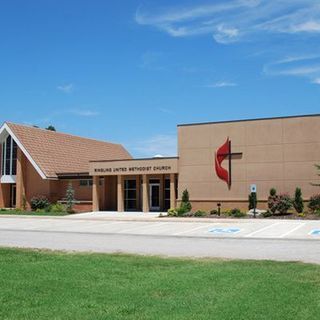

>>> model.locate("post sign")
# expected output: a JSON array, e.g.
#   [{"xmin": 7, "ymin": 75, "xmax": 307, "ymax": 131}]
[{"xmin": 250, "ymin": 184, "xmax": 257, "ymax": 193}]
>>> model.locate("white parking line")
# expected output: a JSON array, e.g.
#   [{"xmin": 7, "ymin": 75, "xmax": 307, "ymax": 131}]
[
  {"xmin": 245, "ymin": 222, "xmax": 282, "ymax": 237},
  {"xmin": 278, "ymin": 223, "xmax": 306, "ymax": 238},
  {"xmin": 173, "ymin": 224, "xmax": 220, "ymax": 236},
  {"xmin": 118, "ymin": 222, "xmax": 170, "ymax": 234},
  {"xmin": 71, "ymin": 221, "xmax": 125, "ymax": 230}
]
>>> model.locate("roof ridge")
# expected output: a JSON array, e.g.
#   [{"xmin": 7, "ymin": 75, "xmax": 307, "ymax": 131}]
[{"xmin": 5, "ymin": 121, "xmax": 124, "ymax": 147}]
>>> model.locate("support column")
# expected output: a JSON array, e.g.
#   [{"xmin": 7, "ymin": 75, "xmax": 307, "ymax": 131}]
[
  {"xmin": 170, "ymin": 173, "xmax": 176, "ymax": 209},
  {"xmin": 136, "ymin": 176, "xmax": 141, "ymax": 211},
  {"xmin": 142, "ymin": 174, "xmax": 149, "ymax": 213},
  {"xmin": 159, "ymin": 174, "xmax": 164, "ymax": 211},
  {"xmin": 16, "ymin": 148, "xmax": 26, "ymax": 209},
  {"xmin": 117, "ymin": 175, "xmax": 124, "ymax": 212},
  {"xmin": 100, "ymin": 177, "xmax": 106, "ymax": 210},
  {"xmin": 92, "ymin": 176, "xmax": 100, "ymax": 212}
]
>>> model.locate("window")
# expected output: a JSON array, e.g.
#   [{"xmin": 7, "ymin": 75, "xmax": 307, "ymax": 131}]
[
  {"xmin": 1, "ymin": 135, "xmax": 17, "ymax": 176},
  {"xmin": 124, "ymin": 179, "xmax": 137, "ymax": 211},
  {"xmin": 79, "ymin": 179, "xmax": 103, "ymax": 187},
  {"xmin": 79, "ymin": 179, "xmax": 93, "ymax": 187}
]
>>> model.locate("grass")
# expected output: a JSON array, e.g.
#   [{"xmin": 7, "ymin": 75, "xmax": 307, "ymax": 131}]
[
  {"xmin": 0, "ymin": 210, "xmax": 69, "ymax": 216},
  {"xmin": 0, "ymin": 248, "xmax": 320, "ymax": 319}
]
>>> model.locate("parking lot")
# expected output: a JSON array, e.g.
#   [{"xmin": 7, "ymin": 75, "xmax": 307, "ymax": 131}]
[
  {"xmin": 1, "ymin": 214, "xmax": 320, "ymax": 264},
  {"xmin": 0, "ymin": 215, "xmax": 319, "ymax": 240}
]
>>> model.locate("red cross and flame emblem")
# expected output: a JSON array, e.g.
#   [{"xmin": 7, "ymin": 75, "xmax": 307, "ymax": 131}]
[{"xmin": 215, "ymin": 138, "xmax": 242, "ymax": 189}]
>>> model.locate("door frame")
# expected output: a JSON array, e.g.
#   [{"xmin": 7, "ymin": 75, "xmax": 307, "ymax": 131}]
[{"xmin": 149, "ymin": 183, "xmax": 160, "ymax": 211}]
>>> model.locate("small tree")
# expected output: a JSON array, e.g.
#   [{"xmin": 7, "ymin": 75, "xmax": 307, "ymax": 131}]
[
  {"xmin": 293, "ymin": 187, "xmax": 304, "ymax": 213},
  {"xmin": 46, "ymin": 125, "xmax": 56, "ymax": 131},
  {"xmin": 66, "ymin": 183, "xmax": 75, "ymax": 213},
  {"xmin": 268, "ymin": 188, "xmax": 278, "ymax": 214},
  {"xmin": 248, "ymin": 192, "xmax": 257, "ymax": 210},
  {"xmin": 22, "ymin": 194, "xmax": 27, "ymax": 211},
  {"xmin": 311, "ymin": 164, "xmax": 320, "ymax": 187},
  {"xmin": 180, "ymin": 189, "xmax": 192, "ymax": 213}
]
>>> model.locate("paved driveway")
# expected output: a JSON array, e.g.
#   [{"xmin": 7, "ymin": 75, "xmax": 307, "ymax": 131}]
[{"xmin": 0, "ymin": 214, "xmax": 320, "ymax": 264}]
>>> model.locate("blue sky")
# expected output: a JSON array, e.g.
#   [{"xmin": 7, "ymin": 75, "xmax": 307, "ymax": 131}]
[{"xmin": 0, "ymin": 0, "xmax": 320, "ymax": 157}]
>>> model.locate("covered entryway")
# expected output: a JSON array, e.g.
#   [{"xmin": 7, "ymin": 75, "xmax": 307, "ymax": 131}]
[{"xmin": 89, "ymin": 157, "xmax": 178, "ymax": 213}]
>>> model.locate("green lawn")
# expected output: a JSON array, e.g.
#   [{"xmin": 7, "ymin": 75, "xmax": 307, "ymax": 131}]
[
  {"xmin": 0, "ymin": 248, "xmax": 319, "ymax": 320},
  {"xmin": 0, "ymin": 210, "xmax": 69, "ymax": 216}
]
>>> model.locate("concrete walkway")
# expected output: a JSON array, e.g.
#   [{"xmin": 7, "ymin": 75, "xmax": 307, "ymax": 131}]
[{"xmin": 0, "ymin": 213, "xmax": 320, "ymax": 264}]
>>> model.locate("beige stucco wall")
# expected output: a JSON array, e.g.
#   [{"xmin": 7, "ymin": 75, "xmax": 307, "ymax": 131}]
[{"xmin": 178, "ymin": 115, "xmax": 320, "ymax": 211}]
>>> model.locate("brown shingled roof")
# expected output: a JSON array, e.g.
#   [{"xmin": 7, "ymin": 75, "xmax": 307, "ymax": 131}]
[{"xmin": 7, "ymin": 122, "xmax": 132, "ymax": 178}]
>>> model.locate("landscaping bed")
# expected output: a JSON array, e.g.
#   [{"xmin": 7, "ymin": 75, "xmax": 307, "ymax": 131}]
[
  {"xmin": 167, "ymin": 188, "xmax": 320, "ymax": 220},
  {"xmin": 0, "ymin": 209, "xmax": 70, "ymax": 216}
]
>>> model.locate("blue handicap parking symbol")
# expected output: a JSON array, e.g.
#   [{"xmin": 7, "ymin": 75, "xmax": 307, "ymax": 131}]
[
  {"xmin": 310, "ymin": 230, "xmax": 320, "ymax": 236},
  {"xmin": 209, "ymin": 227, "xmax": 241, "ymax": 234}
]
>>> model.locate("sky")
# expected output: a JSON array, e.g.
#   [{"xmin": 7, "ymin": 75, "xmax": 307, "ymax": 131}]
[{"xmin": 0, "ymin": 0, "xmax": 320, "ymax": 157}]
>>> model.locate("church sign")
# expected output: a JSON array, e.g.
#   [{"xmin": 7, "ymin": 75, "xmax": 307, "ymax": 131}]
[{"xmin": 90, "ymin": 158, "xmax": 178, "ymax": 176}]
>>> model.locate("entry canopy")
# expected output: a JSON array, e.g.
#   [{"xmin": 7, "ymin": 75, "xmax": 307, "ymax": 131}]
[{"xmin": 89, "ymin": 157, "xmax": 178, "ymax": 176}]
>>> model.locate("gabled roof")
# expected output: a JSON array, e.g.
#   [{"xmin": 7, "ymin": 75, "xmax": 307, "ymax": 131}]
[{"xmin": 1, "ymin": 122, "xmax": 132, "ymax": 179}]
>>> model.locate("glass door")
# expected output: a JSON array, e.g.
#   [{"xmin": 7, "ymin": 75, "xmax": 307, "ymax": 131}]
[
  {"xmin": 149, "ymin": 183, "xmax": 160, "ymax": 211},
  {"xmin": 124, "ymin": 179, "xmax": 137, "ymax": 211}
]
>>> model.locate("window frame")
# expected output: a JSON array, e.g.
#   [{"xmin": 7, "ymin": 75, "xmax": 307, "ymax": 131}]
[{"xmin": 1, "ymin": 135, "xmax": 17, "ymax": 177}]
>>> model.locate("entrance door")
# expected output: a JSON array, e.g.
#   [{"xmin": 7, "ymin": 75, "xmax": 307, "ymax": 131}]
[
  {"xmin": 10, "ymin": 184, "xmax": 16, "ymax": 208},
  {"xmin": 149, "ymin": 183, "xmax": 160, "ymax": 211}
]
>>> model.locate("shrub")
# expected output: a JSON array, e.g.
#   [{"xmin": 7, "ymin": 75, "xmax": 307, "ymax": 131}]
[
  {"xmin": 210, "ymin": 209, "xmax": 219, "ymax": 215},
  {"xmin": 176, "ymin": 206, "xmax": 188, "ymax": 216},
  {"xmin": 180, "ymin": 202, "xmax": 191, "ymax": 214},
  {"xmin": 168, "ymin": 207, "xmax": 188, "ymax": 217},
  {"xmin": 276, "ymin": 194, "xmax": 293, "ymax": 215},
  {"xmin": 30, "ymin": 195, "xmax": 50, "ymax": 211},
  {"xmin": 229, "ymin": 208, "xmax": 246, "ymax": 218},
  {"xmin": 51, "ymin": 203, "xmax": 66, "ymax": 213},
  {"xmin": 194, "ymin": 210, "xmax": 207, "ymax": 217},
  {"xmin": 268, "ymin": 188, "xmax": 278, "ymax": 214},
  {"xmin": 308, "ymin": 194, "xmax": 320, "ymax": 212},
  {"xmin": 180, "ymin": 189, "xmax": 192, "ymax": 213},
  {"xmin": 262, "ymin": 211, "xmax": 273, "ymax": 218},
  {"xmin": 248, "ymin": 192, "xmax": 257, "ymax": 210},
  {"xmin": 293, "ymin": 187, "xmax": 304, "ymax": 213},
  {"xmin": 167, "ymin": 208, "xmax": 178, "ymax": 217}
]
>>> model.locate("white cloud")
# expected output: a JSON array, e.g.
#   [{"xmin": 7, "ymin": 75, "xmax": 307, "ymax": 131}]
[
  {"xmin": 57, "ymin": 83, "xmax": 74, "ymax": 93},
  {"xmin": 213, "ymin": 24, "xmax": 240, "ymax": 44},
  {"xmin": 290, "ymin": 21, "xmax": 320, "ymax": 33},
  {"xmin": 130, "ymin": 134, "xmax": 177, "ymax": 157},
  {"xmin": 158, "ymin": 108, "xmax": 174, "ymax": 114},
  {"xmin": 312, "ymin": 78, "xmax": 320, "ymax": 85},
  {"xmin": 205, "ymin": 81, "xmax": 238, "ymax": 88},
  {"xmin": 264, "ymin": 55, "xmax": 320, "ymax": 82},
  {"xmin": 69, "ymin": 109, "xmax": 99, "ymax": 117},
  {"xmin": 135, "ymin": 1, "xmax": 320, "ymax": 43}
]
